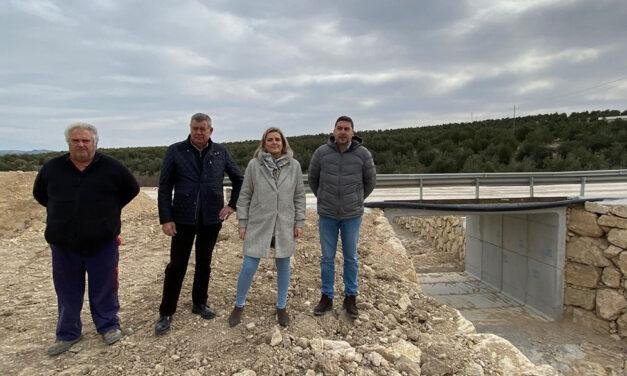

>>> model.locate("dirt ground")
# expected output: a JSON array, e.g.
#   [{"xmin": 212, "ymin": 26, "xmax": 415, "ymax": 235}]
[{"xmin": 0, "ymin": 171, "xmax": 575, "ymax": 375}]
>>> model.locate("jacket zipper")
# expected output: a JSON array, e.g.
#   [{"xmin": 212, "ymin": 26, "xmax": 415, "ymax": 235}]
[
  {"xmin": 337, "ymin": 151, "xmax": 343, "ymax": 217},
  {"xmin": 194, "ymin": 148, "xmax": 203, "ymax": 223}
]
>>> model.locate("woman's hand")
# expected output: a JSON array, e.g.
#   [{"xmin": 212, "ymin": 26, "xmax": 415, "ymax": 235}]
[
  {"xmin": 239, "ymin": 227, "xmax": 246, "ymax": 240},
  {"xmin": 294, "ymin": 227, "xmax": 303, "ymax": 239}
]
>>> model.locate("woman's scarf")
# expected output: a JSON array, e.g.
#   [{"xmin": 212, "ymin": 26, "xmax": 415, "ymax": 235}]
[{"xmin": 260, "ymin": 152, "xmax": 290, "ymax": 180}]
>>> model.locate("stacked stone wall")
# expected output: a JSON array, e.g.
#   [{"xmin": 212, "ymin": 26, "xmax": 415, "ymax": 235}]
[
  {"xmin": 565, "ymin": 202, "xmax": 627, "ymax": 338},
  {"xmin": 393, "ymin": 216, "xmax": 465, "ymax": 262}
]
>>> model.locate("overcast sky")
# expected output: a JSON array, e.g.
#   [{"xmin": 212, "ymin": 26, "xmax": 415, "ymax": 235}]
[{"xmin": 2, "ymin": 0, "xmax": 626, "ymax": 151}]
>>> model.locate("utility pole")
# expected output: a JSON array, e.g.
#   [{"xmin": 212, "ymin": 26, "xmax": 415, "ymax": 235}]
[{"xmin": 513, "ymin": 105, "xmax": 516, "ymax": 132}]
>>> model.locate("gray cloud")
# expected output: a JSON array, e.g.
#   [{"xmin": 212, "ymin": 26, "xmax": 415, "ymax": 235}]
[{"xmin": 1, "ymin": 0, "xmax": 625, "ymax": 150}]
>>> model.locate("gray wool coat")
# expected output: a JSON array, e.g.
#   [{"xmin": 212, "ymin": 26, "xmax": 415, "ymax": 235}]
[{"xmin": 236, "ymin": 155, "xmax": 306, "ymax": 258}]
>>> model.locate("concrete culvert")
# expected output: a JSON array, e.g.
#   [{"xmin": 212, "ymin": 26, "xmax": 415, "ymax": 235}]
[{"xmin": 375, "ymin": 197, "xmax": 627, "ymax": 374}]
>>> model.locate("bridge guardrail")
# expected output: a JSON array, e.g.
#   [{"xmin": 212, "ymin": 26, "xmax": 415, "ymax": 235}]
[{"xmin": 223, "ymin": 169, "xmax": 627, "ymax": 199}]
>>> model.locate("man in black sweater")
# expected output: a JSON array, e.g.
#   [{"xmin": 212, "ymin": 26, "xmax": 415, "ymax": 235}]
[{"xmin": 33, "ymin": 123, "xmax": 139, "ymax": 356}]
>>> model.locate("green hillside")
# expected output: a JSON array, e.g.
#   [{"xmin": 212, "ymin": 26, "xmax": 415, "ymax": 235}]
[{"xmin": 1, "ymin": 110, "xmax": 625, "ymax": 186}]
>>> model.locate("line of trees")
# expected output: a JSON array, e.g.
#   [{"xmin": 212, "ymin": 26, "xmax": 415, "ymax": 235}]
[{"xmin": 1, "ymin": 110, "xmax": 625, "ymax": 186}]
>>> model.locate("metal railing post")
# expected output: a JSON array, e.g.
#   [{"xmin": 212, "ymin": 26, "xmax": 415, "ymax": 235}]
[
  {"xmin": 475, "ymin": 178, "xmax": 480, "ymax": 199},
  {"xmin": 419, "ymin": 178, "xmax": 423, "ymax": 201},
  {"xmin": 529, "ymin": 176, "xmax": 534, "ymax": 198},
  {"xmin": 580, "ymin": 176, "xmax": 586, "ymax": 196}
]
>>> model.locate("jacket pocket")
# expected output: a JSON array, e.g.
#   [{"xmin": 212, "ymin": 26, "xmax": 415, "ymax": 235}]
[
  {"xmin": 357, "ymin": 186, "xmax": 364, "ymax": 203},
  {"xmin": 206, "ymin": 152, "xmax": 225, "ymax": 176}
]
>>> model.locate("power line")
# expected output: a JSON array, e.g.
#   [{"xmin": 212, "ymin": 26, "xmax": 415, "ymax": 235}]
[
  {"xmin": 468, "ymin": 77, "xmax": 625, "ymax": 123},
  {"xmin": 544, "ymin": 76, "xmax": 627, "ymax": 102}
]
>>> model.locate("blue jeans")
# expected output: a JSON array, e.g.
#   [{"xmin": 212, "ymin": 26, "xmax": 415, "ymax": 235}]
[
  {"xmin": 319, "ymin": 215, "xmax": 362, "ymax": 299},
  {"xmin": 50, "ymin": 240, "xmax": 119, "ymax": 341},
  {"xmin": 235, "ymin": 256, "xmax": 291, "ymax": 309}
]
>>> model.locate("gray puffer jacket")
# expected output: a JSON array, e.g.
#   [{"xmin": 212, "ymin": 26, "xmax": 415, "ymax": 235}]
[{"xmin": 308, "ymin": 135, "xmax": 376, "ymax": 219}]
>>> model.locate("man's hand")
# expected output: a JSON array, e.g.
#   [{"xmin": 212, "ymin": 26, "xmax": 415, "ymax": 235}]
[
  {"xmin": 219, "ymin": 205, "xmax": 235, "ymax": 221},
  {"xmin": 239, "ymin": 227, "xmax": 246, "ymax": 240},
  {"xmin": 294, "ymin": 227, "xmax": 303, "ymax": 239},
  {"xmin": 162, "ymin": 222, "xmax": 177, "ymax": 237}
]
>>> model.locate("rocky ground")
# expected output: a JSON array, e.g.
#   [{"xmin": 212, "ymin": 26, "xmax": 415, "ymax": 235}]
[{"xmin": 0, "ymin": 171, "xmax": 560, "ymax": 376}]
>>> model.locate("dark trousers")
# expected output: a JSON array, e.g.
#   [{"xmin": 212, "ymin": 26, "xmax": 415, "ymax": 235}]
[
  {"xmin": 159, "ymin": 222, "xmax": 222, "ymax": 316},
  {"xmin": 51, "ymin": 240, "xmax": 119, "ymax": 341}
]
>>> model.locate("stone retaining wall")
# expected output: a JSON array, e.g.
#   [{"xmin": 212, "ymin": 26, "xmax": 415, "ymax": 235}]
[
  {"xmin": 394, "ymin": 216, "xmax": 465, "ymax": 262},
  {"xmin": 565, "ymin": 202, "xmax": 627, "ymax": 338}
]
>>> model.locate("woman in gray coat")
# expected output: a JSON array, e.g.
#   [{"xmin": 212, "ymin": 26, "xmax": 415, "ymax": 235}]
[{"xmin": 228, "ymin": 127, "xmax": 306, "ymax": 327}]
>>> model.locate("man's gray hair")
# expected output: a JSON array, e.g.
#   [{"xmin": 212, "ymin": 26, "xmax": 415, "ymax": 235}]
[
  {"xmin": 190, "ymin": 113, "xmax": 212, "ymax": 125},
  {"xmin": 64, "ymin": 122, "xmax": 99, "ymax": 146}
]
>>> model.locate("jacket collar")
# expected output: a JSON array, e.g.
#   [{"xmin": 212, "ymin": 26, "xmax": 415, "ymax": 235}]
[
  {"xmin": 255, "ymin": 153, "xmax": 292, "ymax": 190},
  {"xmin": 327, "ymin": 135, "xmax": 363, "ymax": 152},
  {"xmin": 185, "ymin": 135, "xmax": 212, "ymax": 152},
  {"xmin": 257, "ymin": 158, "xmax": 276, "ymax": 189},
  {"xmin": 182, "ymin": 136, "xmax": 214, "ymax": 175}
]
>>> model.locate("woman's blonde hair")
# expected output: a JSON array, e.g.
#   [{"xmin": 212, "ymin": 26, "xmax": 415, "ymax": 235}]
[{"xmin": 253, "ymin": 127, "xmax": 293, "ymax": 158}]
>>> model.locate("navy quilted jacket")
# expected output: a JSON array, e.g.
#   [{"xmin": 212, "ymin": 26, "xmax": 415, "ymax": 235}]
[{"xmin": 158, "ymin": 137, "xmax": 243, "ymax": 225}]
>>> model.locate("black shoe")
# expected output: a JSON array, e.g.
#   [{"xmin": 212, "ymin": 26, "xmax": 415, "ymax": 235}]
[
  {"xmin": 154, "ymin": 315, "xmax": 172, "ymax": 336},
  {"xmin": 228, "ymin": 306, "xmax": 244, "ymax": 328},
  {"xmin": 276, "ymin": 308, "xmax": 290, "ymax": 327},
  {"xmin": 313, "ymin": 294, "xmax": 333, "ymax": 316},
  {"xmin": 192, "ymin": 304, "xmax": 216, "ymax": 320},
  {"xmin": 343, "ymin": 295, "xmax": 359, "ymax": 319}
]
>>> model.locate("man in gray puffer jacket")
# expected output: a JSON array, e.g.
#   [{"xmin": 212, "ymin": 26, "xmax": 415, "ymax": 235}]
[{"xmin": 308, "ymin": 115, "xmax": 376, "ymax": 318}]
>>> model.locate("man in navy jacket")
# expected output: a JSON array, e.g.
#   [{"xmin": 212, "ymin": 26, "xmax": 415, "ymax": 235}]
[
  {"xmin": 33, "ymin": 122, "xmax": 139, "ymax": 355},
  {"xmin": 155, "ymin": 113, "xmax": 243, "ymax": 335}
]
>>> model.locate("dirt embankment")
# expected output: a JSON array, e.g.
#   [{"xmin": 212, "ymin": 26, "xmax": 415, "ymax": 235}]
[{"xmin": 0, "ymin": 171, "xmax": 556, "ymax": 375}]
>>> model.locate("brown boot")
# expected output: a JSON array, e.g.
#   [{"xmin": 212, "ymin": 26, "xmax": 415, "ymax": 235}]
[
  {"xmin": 313, "ymin": 294, "xmax": 333, "ymax": 316},
  {"xmin": 228, "ymin": 306, "xmax": 244, "ymax": 327},
  {"xmin": 276, "ymin": 308, "xmax": 289, "ymax": 327},
  {"xmin": 343, "ymin": 295, "xmax": 359, "ymax": 319}
]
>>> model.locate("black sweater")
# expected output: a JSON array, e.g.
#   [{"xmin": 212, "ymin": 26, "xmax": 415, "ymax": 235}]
[{"xmin": 33, "ymin": 152, "xmax": 139, "ymax": 252}]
